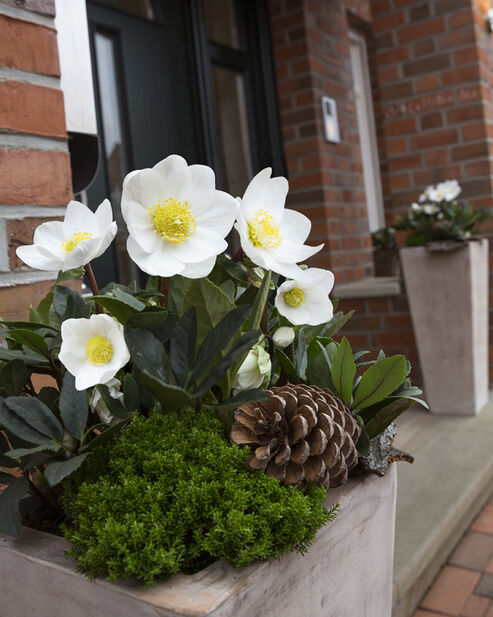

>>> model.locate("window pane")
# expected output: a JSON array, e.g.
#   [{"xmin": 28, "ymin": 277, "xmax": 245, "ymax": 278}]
[
  {"xmin": 204, "ymin": 0, "xmax": 239, "ymax": 49},
  {"xmin": 94, "ymin": 31, "xmax": 138, "ymax": 283},
  {"xmin": 211, "ymin": 65, "xmax": 253, "ymax": 198},
  {"xmin": 92, "ymin": 0, "xmax": 156, "ymax": 21}
]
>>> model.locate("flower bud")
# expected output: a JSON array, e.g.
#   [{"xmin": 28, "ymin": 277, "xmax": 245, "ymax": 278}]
[
  {"xmin": 272, "ymin": 326, "xmax": 295, "ymax": 349},
  {"xmin": 232, "ymin": 345, "xmax": 272, "ymax": 391}
]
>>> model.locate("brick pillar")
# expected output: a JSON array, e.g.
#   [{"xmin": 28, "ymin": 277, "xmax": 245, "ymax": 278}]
[
  {"xmin": 0, "ymin": 1, "xmax": 72, "ymax": 320},
  {"xmin": 268, "ymin": 0, "xmax": 374, "ymax": 283},
  {"xmin": 370, "ymin": 0, "xmax": 493, "ymax": 381}
]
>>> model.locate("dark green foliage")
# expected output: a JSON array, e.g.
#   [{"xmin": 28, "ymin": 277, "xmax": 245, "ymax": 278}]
[{"xmin": 62, "ymin": 410, "xmax": 333, "ymax": 586}]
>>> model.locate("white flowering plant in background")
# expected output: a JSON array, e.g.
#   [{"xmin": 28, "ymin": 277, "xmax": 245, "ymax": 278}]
[
  {"xmin": 0, "ymin": 155, "xmax": 423, "ymax": 565},
  {"xmin": 396, "ymin": 179, "xmax": 491, "ymax": 247}
]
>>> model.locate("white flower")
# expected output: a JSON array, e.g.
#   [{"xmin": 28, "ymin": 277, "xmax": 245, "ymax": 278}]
[
  {"xmin": 16, "ymin": 200, "xmax": 116, "ymax": 272},
  {"xmin": 272, "ymin": 326, "xmax": 295, "ymax": 349},
  {"xmin": 234, "ymin": 168, "xmax": 323, "ymax": 279},
  {"xmin": 411, "ymin": 202, "xmax": 423, "ymax": 212},
  {"xmin": 275, "ymin": 267, "xmax": 334, "ymax": 326},
  {"xmin": 59, "ymin": 314, "xmax": 130, "ymax": 391},
  {"xmin": 426, "ymin": 180, "xmax": 461, "ymax": 203},
  {"xmin": 89, "ymin": 377, "xmax": 123, "ymax": 424},
  {"xmin": 423, "ymin": 204, "xmax": 440, "ymax": 215},
  {"xmin": 232, "ymin": 345, "xmax": 272, "ymax": 391},
  {"xmin": 419, "ymin": 187, "xmax": 431, "ymax": 203},
  {"xmin": 121, "ymin": 155, "xmax": 238, "ymax": 278}
]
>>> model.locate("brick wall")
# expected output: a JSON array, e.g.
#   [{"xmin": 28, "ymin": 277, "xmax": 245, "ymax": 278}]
[
  {"xmin": 0, "ymin": 1, "xmax": 72, "ymax": 320},
  {"xmin": 268, "ymin": 0, "xmax": 374, "ymax": 284}
]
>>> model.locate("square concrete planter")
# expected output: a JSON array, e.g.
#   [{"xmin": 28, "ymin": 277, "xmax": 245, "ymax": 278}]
[
  {"xmin": 400, "ymin": 240, "xmax": 489, "ymax": 416},
  {"xmin": 0, "ymin": 466, "xmax": 396, "ymax": 617}
]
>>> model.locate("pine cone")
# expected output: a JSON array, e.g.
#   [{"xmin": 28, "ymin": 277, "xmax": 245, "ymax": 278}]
[{"xmin": 231, "ymin": 384, "xmax": 361, "ymax": 488}]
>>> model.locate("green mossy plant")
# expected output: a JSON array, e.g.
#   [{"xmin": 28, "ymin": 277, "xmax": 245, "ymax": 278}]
[{"xmin": 62, "ymin": 410, "xmax": 334, "ymax": 587}]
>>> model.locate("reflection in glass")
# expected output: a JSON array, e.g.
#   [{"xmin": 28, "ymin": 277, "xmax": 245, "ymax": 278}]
[
  {"xmin": 204, "ymin": 0, "xmax": 239, "ymax": 49},
  {"xmin": 94, "ymin": 31, "xmax": 137, "ymax": 283},
  {"xmin": 211, "ymin": 65, "xmax": 252, "ymax": 198},
  {"xmin": 211, "ymin": 66, "xmax": 252, "ymax": 253}
]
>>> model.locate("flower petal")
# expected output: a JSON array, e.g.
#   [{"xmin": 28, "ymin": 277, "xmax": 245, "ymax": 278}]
[
  {"xmin": 241, "ymin": 168, "xmax": 288, "ymax": 222},
  {"xmin": 127, "ymin": 235, "xmax": 185, "ymax": 277},
  {"xmin": 92, "ymin": 221, "xmax": 118, "ymax": 260},
  {"xmin": 94, "ymin": 199, "xmax": 113, "ymax": 230},
  {"xmin": 179, "ymin": 256, "xmax": 216, "ymax": 278},
  {"xmin": 152, "ymin": 154, "xmax": 188, "ymax": 181},
  {"xmin": 15, "ymin": 245, "xmax": 62, "ymax": 271},
  {"xmin": 280, "ymin": 208, "xmax": 312, "ymax": 244},
  {"xmin": 63, "ymin": 201, "xmax": 97, "ymax": 236},
  {"xmin": 62, "ymin": 237, "xmax": 103, "ymax": 271}
]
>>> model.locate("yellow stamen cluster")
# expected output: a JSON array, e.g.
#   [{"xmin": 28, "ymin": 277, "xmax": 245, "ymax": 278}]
[
  {"xmin": 149, "ymin": 198, "xmax": 196, "ymax": 244},
  {"xmin": 86, "ymin": 336, "xmax": 114, "ymax": 365},
  {"xmin": 284, "ymin": 288, "xmax": 305, "ymax": 307},
  {"xmin": 248, "ymin": 209, "xmax": 282, "ymax": 248},
  {"xmin": 61, "ymin": 231, "xmax": 92, "ymax": 254}
]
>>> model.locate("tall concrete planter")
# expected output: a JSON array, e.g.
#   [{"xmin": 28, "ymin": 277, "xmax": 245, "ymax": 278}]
[
  {"xmin": 0, "ymin": 466, "xmax": 396, "ymax": 617},
  {"xmin": 400, "ymin": 239, "xmax": 489, "ymax": 416}
]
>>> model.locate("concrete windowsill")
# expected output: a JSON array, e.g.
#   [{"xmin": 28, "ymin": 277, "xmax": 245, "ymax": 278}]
[{"xmin": 334, "ymin": 276, "xmax": 401, "ymax": 300}]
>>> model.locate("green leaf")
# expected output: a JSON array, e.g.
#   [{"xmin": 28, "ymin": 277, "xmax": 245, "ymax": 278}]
[
  {"xmin": 306, "ymin": 341, "xmax": 332, "ymax": 388},
  {"xmin": 0, "ymin": 471, "xmax": 15, "ymax": 484},
  {"xmin": 294, "ymin": 329, "xmax": 307, "ymax": 380},
  {"xmin": 351, "ymin": 355, "xmax": 407, "ymax": 411},
  {"xmin": 330, "ymin": 337, "xmax": 356, "ymax": 406},
  {"xmin": 91, "ymin": 290, "xmax": 145, "ymax": 324},
  {"xmin": 0, "ymin": 476, "xmax": 29, "ymax": 536},
  {"xmin": 215, "ymin": 388, "xmax": 267, "ymax": 413},
  {"xmin": 179, "ymin": 278, "xmax": 235, "ymax": 345},
  {"xmin": 194, "ymin": 331, "xmax": 260, "ymax": 398},
  {"xmin": 53, "ymin": 285, "xmax": 90, "ymax": 320},
  {"xmin": 190, "ymin": 305, "xmax": 250, "ymax": 385},
  {"xmin": 96, "ymin": 384, "xmax": 130, "ymax": 419},
  {"xmin": 59, "ymin": 372, "xmax": 88, "ymax": 441},
  {"xmin": 0, "ymin": 453, "xmax": 18, "ymax": 468},
  {"xmin": 123, "ymin": 374, "xmax": 140, "ymax": 413},
  {"xmin": 245, "ymin": 270, "xmax": 271, "ymax": 332},
  {"xmin": 4, "ymin": 329, "xmax": 50, "ymax": 358},
  {"xmin": 275, "ymin": 348, "xmax": 300, "ymax": 383},
  {"xmin": 56, "ymin": 267, "xmax": 85, "ymax": 282},
  {"xmin": 79, "ymin": 418, "xmax": 131, "ymax": 453},
  {"xmin": 5, "ymin": 444, "xmax": 61, "ymax": 459},
  {"xmin": 170, "ymin": 307, "xmax": 197, "ymax": 387},
  {"xmin": 44, "ymin": 453, "xmax": 88, "ymax": 487},
  {"xmin": 0, "ymin": 359, "xmax": 30, "ymax": 395},
  {"xmin": 0, "ymin": 348, "xmax": 49, "ymax": 368},
  {"xmin": 138, "ymin": 372, "xmax": 193, "ymax": 412},
  {"xmin": 0, "ymin": 320, "xmax": 57, "ymax": 332},
  {"xmin": 1, "ymin": 397, "xmax": 63, "ymax": 445},
  {"xmin": 365, "ymin": 398, "xmax": 415, "ymax": 440},
  {"xmin": 355, "ymin": 415, "xmax": 371, "ymax": 456},
  {"xmin": 124, "ymin": 326, "xmax": 167, "ymax": 382}
]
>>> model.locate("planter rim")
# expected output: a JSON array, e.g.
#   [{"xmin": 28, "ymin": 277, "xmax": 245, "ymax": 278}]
[{"xmin": 0, "ymin": 469, "xmax": 396, "ymax": 617}]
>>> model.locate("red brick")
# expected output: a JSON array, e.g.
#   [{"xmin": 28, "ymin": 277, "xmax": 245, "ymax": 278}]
[
  {"xmin": 425, "ymin": 148, "xmax": 449, "ymax": 165},
  {"xmin": 0, "ymin": 149, "xmax": 73, "ymax": 206},
  {"xmin": 368, "ymin": 299, "xmax": 390, "ymax": 313},
  {"xmin": 0, "ymin": 81, "xmax": 66, "ymax": 138},
  {"xmin": 7, "ymin": 216, "xmax": 63, "ymax": 270},
  {"xmin": 386, "ymin": 314, "xmax": 413, "ymax": 330},
  {"xmin": 411, "ymin": 128, "xmax": 458, "ymax": 150},
  {"xmin": 403, "ymin": 53, "xmax": 451, "ymax": 78},
  {"xmin": 454, "ymin": 47, "xmax": 479, "ymax": 66},
  {"xmin": 421, "ymin": 566, "xmax": 481, "ymax": 615},
  {"xmin": 442, "ymin": 65, "xmax": 481, "ymax": 86},
  {"xmin": 373, "ymin": 11, "xmax": 405, "ymax": 33},
  {"xmin": 1, "ymin": 0, "xmax": 55, "ymax": 15},
  {"xmin": 451, "ymin": 141, "xmax": 489, "ymax": 161},
  {"xmin": 0, "ymin": 280, "xmax": 55, "ymax": 320},
  {"xmin": 383, "ymin": 117, "xmax": 417, "ymax": 138},
  {"xmin": 398, "ymin": 17, "xmax": 446, "ymax": 43},
  {"xmin": 462, "ymin": 123, "xmax": 487, "ymax": 141},
  {"xmin": 374, "ymin": 331, "xmax": 416, "ymax": 347},
  {"xmin": 417, "ymin": 74, "xmax": 440, "ymax": 93},
  {"xmin": 447, "ymin": 104, "xmax": 484, "ymax": 124},
  {"xmin": 0, "ymin": 15, "xmax": 59, "ymax": 76},
  {"xmin": 450, "ymin": 8, "xmax": 475, "ymax": 29}
]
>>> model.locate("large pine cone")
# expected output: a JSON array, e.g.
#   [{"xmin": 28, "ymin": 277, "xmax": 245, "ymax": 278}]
[{"xmin": 231, "ymin": 384, "xmax": 361, "ymax": 488}]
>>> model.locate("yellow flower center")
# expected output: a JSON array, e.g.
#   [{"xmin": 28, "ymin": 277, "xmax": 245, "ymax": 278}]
[
  {"xmin": 61, "ymin": 231, "xmax": 92, "ymax": 253},
  {"xmin": 284, "ymin": 288, "xmax": 305, "ymax": 307},
  {"xmin": 86, "ymin": 336, "xmax": 114, "ymax": 365},
  {"xmin": 248, "ymin": 209, "xmax": 282, "ymax": 248},
  {"xmin": 149, "ymin": 198, "xmax": 196, "ymax": 244}
]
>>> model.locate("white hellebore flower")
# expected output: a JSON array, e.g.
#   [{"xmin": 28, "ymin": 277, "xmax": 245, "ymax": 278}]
[
  {"xmin": 59, "ymin": 314, "xmax": 130, "ymax": 391},
  {"xmin": 16, "ymin": 200, "xmax": 116, "ymax": 272},
  {"xmin": 89, "ymin": 377, "xmax": 123, "ymax": 424},
  {"xmin": 121, "ymin": 155, "xmax": 238, "ymax": 278},
  {"xmin": 234, "ymin": 168, "xmax": 323, "ymax": 279},
  {"xmin": 275, "ymin": 267, "xmax": 334, "ymax": 326},
  {"xmin": 272, "ymin": 326, "xmax": 295, "ymax": 349},
  {"xmin": 426, "ymin": 180, "xmax": 461, "ymax": 203},
  {"xmin": 411, "ymin": 202, "xmax": 423, "ymax": 213},
  {"xmin": 232, "ymin": 345, "xmax": 272, "ymax": 391},
  {"xmin": 423, "ymin": 204, "xmax": 440, "ymax": 215}
]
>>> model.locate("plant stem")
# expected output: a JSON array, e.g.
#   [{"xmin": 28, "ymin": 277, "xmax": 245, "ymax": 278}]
[
  {"xmin": 158, "ymin": 277, "xmax": 169, "ymax": 309},
  {"xmin": 28, "ymin": 477, "xmax": 59, "ymax": 513},
  {"xmin": 84, "ymin": 263, "xmax": 102, "ymax": 313}
]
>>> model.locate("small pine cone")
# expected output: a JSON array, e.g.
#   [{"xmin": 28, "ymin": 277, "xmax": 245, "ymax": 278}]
[{"xmin": 231, "ymin": 384, "xmax": 361, "ymax": 488}]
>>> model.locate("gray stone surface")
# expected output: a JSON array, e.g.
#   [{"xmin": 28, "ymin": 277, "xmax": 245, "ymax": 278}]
[
  {"xmin": 0, "ymin": 468, "xmax": 397, "ymax": 617},
  {"xmin": 475, "ymin": 574, "xmax": 493, "ymax": 599},
  {"xmin": 392, "ymin": 397, "xmax": 493, "ymax": 617},
  {"xmin": 400, "ymin": 240, "xmax": 489, "ymax": 416}
]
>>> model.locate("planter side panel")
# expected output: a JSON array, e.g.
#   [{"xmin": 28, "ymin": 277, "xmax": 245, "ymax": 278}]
[{"xmin": 400, "ymin": 242, "xmax": 488, "ymax": 415}]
